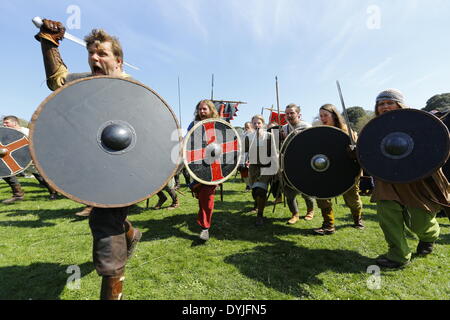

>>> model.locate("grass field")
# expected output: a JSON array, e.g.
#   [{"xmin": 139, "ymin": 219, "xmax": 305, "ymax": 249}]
[{"xmin": 0, "ymin": 176, "xmax": 449, "ymax": 300}]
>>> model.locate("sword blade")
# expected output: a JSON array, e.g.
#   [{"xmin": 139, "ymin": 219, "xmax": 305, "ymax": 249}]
[
  {"xmin": 336, "ymin": 80, "xmax": 356, "ymax": 147},
  {"xmin": 63, "ymin": 32, "xmax": 87, "ymax": 47},
  {"xmin": 64, "ymin": 33, "xmax": 140, "ymax": 70}
]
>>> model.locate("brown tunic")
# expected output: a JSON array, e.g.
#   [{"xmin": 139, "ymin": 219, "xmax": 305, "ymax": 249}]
[{"xmin": 371, "ymin": 168, "xmax": 450, "ymax": 212}]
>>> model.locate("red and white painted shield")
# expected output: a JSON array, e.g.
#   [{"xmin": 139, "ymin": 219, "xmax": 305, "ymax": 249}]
[
  {"xmin": 183, "ymin": 118, "xmax": 241, "ymax": 185},
  {"xmin": 0, "ymin": 127, "xmax": 32, "ymax": 178}
]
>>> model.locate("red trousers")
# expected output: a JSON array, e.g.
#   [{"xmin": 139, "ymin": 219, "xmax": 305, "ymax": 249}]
[{"xmin": 197, "ymin": 184, "xmax": 217, "ymax": 229}]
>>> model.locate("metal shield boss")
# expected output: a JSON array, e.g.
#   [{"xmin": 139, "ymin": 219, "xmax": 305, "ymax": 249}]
[
  {"xmin": 30, "ymin": 77, "xmax": 181, "ymax": 207},
  {"xmin": 0, "ymin": 127, "xmax": 32, "ymax": 178},
  {"xmin": 183, "ymin": 119, "xmax": 241, "ymax": 185},
  {"xmin": 357, "ymin": 109, "xmax": 450, "ymax": 183},
  {"xmin": 281, "ymin": 126, "xmax": 361, "ymax": 199}
]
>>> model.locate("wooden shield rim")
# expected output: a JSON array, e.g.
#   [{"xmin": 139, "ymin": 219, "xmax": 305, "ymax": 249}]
[
  {"xmin": 182, "ymin": 118, "xmax": 242, "ymax": 185},
  {"xmin": 29, "ymin": 76, "xmax": 182, "ymax": 208},
  {"xmin": 0, "ymin": 127, "xmax": 32, "ymax": 178},
  {"xmin": 281, "ymin": 125, "xmax": 361, "ymax": 199},
  {"xmin": 356, "ymin": 108, "xmax": 450, "ymax": 184}
]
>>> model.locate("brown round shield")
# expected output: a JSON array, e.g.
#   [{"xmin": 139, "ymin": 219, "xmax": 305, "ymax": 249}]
[{"xmin": 0, "ymin": 127, "xmax": 32, "ymax": 178}]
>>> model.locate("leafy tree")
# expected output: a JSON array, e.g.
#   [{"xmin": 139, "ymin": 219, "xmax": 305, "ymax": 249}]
[
  {"xmin": 346, "ymin": 106, "xmax": 366, "ymax": 129},
  {"xmin": 354, "ymin": 112, "xmax": 375, "ymax": 133},
  {"xmin": 422, "ymin": 93, "xmax": 450, "ymax": 112}
]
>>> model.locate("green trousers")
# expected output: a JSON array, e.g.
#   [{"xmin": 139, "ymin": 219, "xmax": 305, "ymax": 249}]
[{"xmin": 377, "ymin": 200, "xmax": 440, "ymax": 263}]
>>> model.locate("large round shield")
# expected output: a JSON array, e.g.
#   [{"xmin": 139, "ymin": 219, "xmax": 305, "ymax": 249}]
[
  {"xmin": 0, "ymin": 127, "xmax": 32, "ymax": 178},
  {"xmin": 183, "ymin": 118, "xmax": 241, "ymax": 185},
  {"xmin": 30, "ymin": 76, "xmax": 181, "ymax": 208},
  {"xmin": 281, "ymin": 126, "xmax": 361, "ymax": 199},
  {"xmin": 431, "ymin": 110, "xmax": 450, "ymax": 181},
  {"xmin": 357, "ymin": 109, "xmax": 450, "ymax": 183}
]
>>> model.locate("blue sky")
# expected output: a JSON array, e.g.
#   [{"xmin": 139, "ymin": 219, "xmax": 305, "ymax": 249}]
[{"xmin": 1, "ymin": 0, "xmax": 450, "ymax": 130}]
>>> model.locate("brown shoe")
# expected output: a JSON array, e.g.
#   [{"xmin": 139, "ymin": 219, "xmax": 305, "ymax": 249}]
[
  {"xmin": 352, "ymin": 215, "xmax": 365, "ymax": 229},
  {"xmin": 75, "ymin": 206, "xmax": 93, "ymax": 217},
  {"xmin": 2, "ymin": 196, "xmax": 24, "ymax": 204},
  {"xmin": 167, "ymin": 199, "xmax": 179, "ymax": 210},
  {"xmin": 287, "ymin": 214, "xmax": 300, "ymax": 225},
  {"xmin": 304, "ymin": 210, "xmax": 314, "ymax": 221},
  {"xmin": 313, "ymin": 225, "xmax": 335, "ymax": 235}
]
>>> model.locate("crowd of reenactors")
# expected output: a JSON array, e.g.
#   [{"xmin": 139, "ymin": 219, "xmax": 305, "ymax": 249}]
[{"xmin": 1, "ymin": 19, "xmax": 448, "ymax": 300}]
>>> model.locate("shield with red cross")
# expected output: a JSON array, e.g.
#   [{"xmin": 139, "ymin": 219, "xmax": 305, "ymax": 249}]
[
  {"xmin": 183, "ymin": 118, "xmax": 242, "ymax": 185},
  {"xmin": 0, "ymin": 127, "xmax": 32, "ymax": 178}
]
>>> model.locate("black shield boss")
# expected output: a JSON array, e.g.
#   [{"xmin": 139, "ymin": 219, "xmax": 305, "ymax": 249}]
[
  {"xmin": 281, "ymin": 126, "xmax": 361, "ymax": 199},
  {"xmin": 183, "ymin": 118, "xmax": 241, "ymax": 185},
  {"xmin": 0, "ymin": 127, "xmax": 32, "ymax": 178},
  {"xmin": 30, "ymin": 76, "xmax": 181, "ymax": 207},
  {"xmin": 357, "ymin": 109, "xmax": 450, "ymax": 183}
]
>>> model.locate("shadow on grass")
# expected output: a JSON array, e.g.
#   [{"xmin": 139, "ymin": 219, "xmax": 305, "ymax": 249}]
[
  {"xmin": 133, "ymin": 208, "xmax": 328, "ymax": 246},
  {"xmin": 0, "ymin": 262, "xmax": 94, "ymax": 300},
  {"xmin": 223, "ymin": 239, "xmax": 374, "ymax": 298},
  {"xmin": 0, "ymin": 207, "xmax": 90, "ymax": 228}
]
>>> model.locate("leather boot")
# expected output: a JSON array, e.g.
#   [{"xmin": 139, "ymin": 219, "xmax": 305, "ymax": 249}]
[
  {"xmin": 352, "ymin": 213, "xmax": 365, "ymax": 229},
  {"xmin": 313, "ymin": 208, "xmax": 335, "ymax": 235},
  {"xmin": 125, "ymin": 226, "xmax": 142, "ymax": 259},
  {"xmin": 167, "ymin": 189, "xmax": 179, "ymax": 210},
  {"xmin": 100, "ymin": 274, "xmax": 125, "ymax": 300},
  {"xmin": 255, "ymin": 196, "xmax": 266, "ymax": 226},
  {"xmin": 154, "ymin": 193, "xmax": 167, "ymax": 209},
  {"xmin": 416, "ymin": 241, "xmax": 434, "ymax": 256},
  {"xmin": 3, "ymin": 184, "xmax": 25, "ymax": 204}
]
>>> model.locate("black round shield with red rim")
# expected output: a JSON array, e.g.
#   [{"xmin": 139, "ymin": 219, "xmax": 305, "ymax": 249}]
[
  {"xmin": 30, "ymin": 76, "xmax": 181, "ymax": 208},
  {"xmin": 183, "ymin": 118, "xmax": 241, "ymax": 185},
  {"xmin": 0, "ymin": 127, "xmax": 32, "ymax": 178},
  {"xmin": 357, "ymin": 109, "xmax": 450, "ymax": 183},
  {"xmin": 281, "ymin": 126, "xmax": 361, "ymax": 199}
]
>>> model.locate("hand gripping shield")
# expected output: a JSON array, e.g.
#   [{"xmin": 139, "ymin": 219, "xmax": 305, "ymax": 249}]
[
  {"xmin": 356, "ymin": 109, "xmax": 450, "ymax": 183},
  {"xmin": 30, "ymin": 76, "xmax": 181, "ymax": 207},
  {"xmin": 281, "ymin": 126, "xmax": 361, "ymax": 199},
  {"xmin": 183, "ymin": 119, "xmax": 241, "ymax": 185},
  {"xmin": 0, "ymin": 127, "xmax": 32, "ymax": 178}
]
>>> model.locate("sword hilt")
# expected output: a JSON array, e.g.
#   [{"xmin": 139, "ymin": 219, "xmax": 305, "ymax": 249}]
[{"xmin": 32, "ymin": 16, "xmax": 44, "ymax": 28}]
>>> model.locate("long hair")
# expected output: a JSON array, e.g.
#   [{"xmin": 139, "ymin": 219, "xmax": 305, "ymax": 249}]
[
  {"xmin": 319, "ymin": 104, "xmax": 348, "ymax": 133},
  {"xmin": 194, "ymin": 99, "xmax": 219, "ymax": 120}
]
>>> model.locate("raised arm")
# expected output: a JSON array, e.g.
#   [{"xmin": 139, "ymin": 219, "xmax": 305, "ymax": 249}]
[{"xmin": 34, "ymin": 19, "xmax": 68, "ymax": 91}]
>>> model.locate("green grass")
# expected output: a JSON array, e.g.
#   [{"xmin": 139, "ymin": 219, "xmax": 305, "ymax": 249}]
[{"xmin": 0, "ymin": 177, "xmax": 449, "ymax": 300}]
